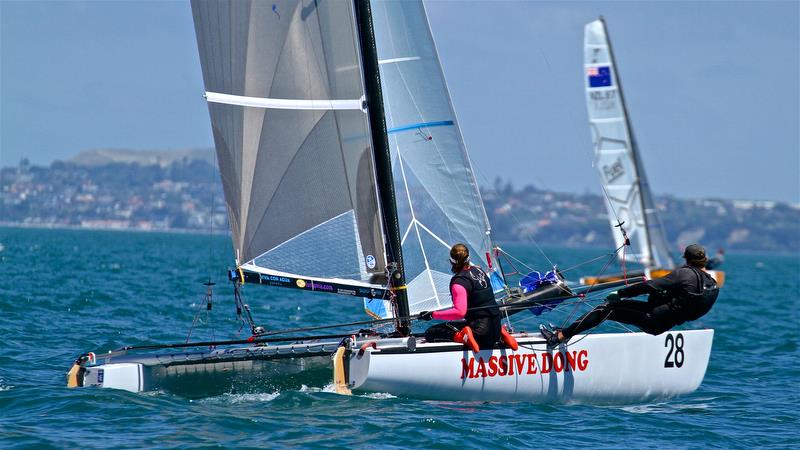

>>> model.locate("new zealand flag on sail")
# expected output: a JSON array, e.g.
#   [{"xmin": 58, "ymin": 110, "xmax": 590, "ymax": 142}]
[{"xmin": 587, "ymin": 66, "xmax": 612, "ymax": 87}]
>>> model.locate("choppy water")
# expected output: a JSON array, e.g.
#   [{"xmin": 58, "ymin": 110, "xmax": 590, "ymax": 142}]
[{"xmin": 0, "ymin": 227, "xmax": 797, "ymax": 448}]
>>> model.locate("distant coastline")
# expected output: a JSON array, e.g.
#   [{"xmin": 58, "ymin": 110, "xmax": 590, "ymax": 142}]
[
  {"xmin": 2, "ymin": 149, "xmax": 798, "ymax": 254},
  {"xmin": 0, "ymin": 221, "xmax": 230, "ymax": 236}
]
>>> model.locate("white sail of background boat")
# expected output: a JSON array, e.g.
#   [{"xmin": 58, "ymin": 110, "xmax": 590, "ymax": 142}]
[
  {"xmin": 67, "ymin": 4, "xmax": 714, "ymax": 403},
  {"xmin": 580, "ymin": 17, "xmax": 724, "ymax": 287}
]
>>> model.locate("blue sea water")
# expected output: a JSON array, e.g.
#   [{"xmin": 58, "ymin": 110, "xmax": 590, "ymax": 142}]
[{"xmin": 0, "ymin": 227, "xmax": 797, "ymax": 449}]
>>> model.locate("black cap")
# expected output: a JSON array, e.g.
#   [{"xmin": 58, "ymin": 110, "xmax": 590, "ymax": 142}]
[{"xmin": 683, "ymin": 244, "xmax": 707, "ymax": 261}]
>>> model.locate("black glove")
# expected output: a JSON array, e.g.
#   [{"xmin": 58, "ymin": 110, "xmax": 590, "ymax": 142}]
[
  {"xmin": 418, "ymin": 311, "xmax": 433, "ymax": 321},
  {"xmin": 605, "ymin": 291, "xmax": 621, "ymax": 303}
]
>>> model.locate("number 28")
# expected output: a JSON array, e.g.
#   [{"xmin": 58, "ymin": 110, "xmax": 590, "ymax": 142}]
[{"xmin": 664, "ymin": 333, "xmax": 685, "ymax": 368}]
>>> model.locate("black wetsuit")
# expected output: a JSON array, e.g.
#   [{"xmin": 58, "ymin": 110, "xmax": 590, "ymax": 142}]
[
  {"xmin": 562, "ymin": 265, "xmax": 718, "ymax": 339},
  {"xmin": 424, "ymin": 266, "xmax": 501, "ymax": 347}
]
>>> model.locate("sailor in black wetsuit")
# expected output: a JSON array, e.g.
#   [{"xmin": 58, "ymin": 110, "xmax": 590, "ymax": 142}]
[
  {"xmin": 419, "ymin": 243, "xmax": 503, "ymax": 350},
  {"xmin": 540, "ymin": 244, "xmax": 719, "ymax": 347}
]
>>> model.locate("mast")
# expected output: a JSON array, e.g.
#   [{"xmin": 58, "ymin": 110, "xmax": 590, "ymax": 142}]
[
  {"xmin": 355, "ymin": 0, "xmax": 410, "ymax": 335},
  {"xmin": 599, "ymin": 16, "xmax": 655, "ymax": 265}
]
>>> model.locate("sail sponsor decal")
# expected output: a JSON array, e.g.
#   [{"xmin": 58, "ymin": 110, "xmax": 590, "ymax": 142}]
[
  {"xmin": 366, "ymin": 255, "xmax": 376, "ymax": 269},
  {"xmin": 603, "ymin": 157, "xmax": 626, "ymax": 183},
  {"xmin": 587, "ymin": 65, "xmax": 613, "ymax": 87},
  {"xmin": 460, "ymin": 350, "xmax": 589, "ymax": 379},
  {"xmin": 234, "ymin": 269, "xmax": 386, "ymax": 299}
]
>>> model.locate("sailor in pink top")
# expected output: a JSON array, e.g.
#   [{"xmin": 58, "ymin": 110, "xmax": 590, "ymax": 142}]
[
  {"xmin": 431, "ymin": 283, "xmax": 468, "ymax": 321},
  {"xmin": 419, "ymin": 243, "xmax": 504, "ymax": 349}
]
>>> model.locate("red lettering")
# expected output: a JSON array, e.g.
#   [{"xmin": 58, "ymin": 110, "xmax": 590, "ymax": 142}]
[
  {"xmin": 513, "ymin": 354, "xmax": 525, "ymax": 375},
  {"xmin": 526, "ymin": 353, "xmax": 537, "ymax": 374},
  {"xmin": 488, "ymin": 356, "xmax": 498, "ymax": 377},
  {"xmin": 463, "ymin": 352, "xmax": 588, "ymax": 378},
  {"xmin": 498, "ymin": 356, "xmax": 508, "ymax": 376},
  {"xmin": 565, "ymin": 351, "xmax": 577, "ymax": 372},
  {"xmin": 476, "ymin": 357, "xmax": 487, "ymax": 378},
  {"xmin": 554, "ymin": 352, "xmax": 564, "ymax": 373},
  {"xmin": 461, "ymin": 357, "xmax": 475, "ymax": 379},
  {"xmin": 577, "ymin": 350, "xmax": 589, "ymax": 371},
  {"xmin": 541, "ymin": 353, "xmax": 552, "ymax": 373}
]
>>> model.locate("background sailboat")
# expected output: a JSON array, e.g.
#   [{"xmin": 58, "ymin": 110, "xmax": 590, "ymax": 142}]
[{"xmin": 580, "ymin": 17, "xmax": 725, "ymax": 287}]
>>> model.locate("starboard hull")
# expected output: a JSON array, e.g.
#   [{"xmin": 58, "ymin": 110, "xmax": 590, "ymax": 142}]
[{"xmin": 347, "ymin": 329, "xmax": 713, "ymax": 404}]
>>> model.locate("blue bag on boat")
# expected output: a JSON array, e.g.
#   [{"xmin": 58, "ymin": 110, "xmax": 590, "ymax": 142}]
[
  {"xmin": 519, "ymin": 270, "xmax": 567, "ymax": 316},
  {"xmin": 519, "ymin": 270, "xmax": 559, "ymax": 294}
]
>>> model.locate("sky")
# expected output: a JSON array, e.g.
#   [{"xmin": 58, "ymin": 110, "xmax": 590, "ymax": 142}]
[{"xmin": 1, "ymin": 0, "xmax": 798, "ymax": 203}]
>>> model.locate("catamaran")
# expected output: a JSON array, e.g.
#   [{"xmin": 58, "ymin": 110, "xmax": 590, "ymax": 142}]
[
  {"xmin": 580, "ymin": 17, "xmax": 725, "ymax": 287},
  {"xmin": 66, "ymin": 3, "xmax": 714, "ymax": 403}
]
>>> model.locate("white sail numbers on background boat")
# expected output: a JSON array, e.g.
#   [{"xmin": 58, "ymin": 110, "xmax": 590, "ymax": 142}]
[{"xmin": 66, "ymin": 4, "xmax": 714, "ymax": 403}]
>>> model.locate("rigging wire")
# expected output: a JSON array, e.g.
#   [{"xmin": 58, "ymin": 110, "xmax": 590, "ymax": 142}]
[
  {"xmin": 559, "ymin": 245, "xmax": 620, "ymax": 327},
  {"xmin": 472, "ymin": 165, "xmax": 556, "ymax": 268},
  {"xmin": 185, "ymin": 292, "xmax": 208, "ymax": 343},
  {"xmin": 598, "ymin": 181, "xmax": 643, "ymax": 268}
]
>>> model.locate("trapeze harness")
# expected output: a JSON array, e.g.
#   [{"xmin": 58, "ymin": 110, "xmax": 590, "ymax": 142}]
[{"xmin": 673, "ymin": 266, "xmax": 720, "ymax": 322}]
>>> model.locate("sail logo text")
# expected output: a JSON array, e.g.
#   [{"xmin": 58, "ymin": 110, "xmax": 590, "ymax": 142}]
[
  {"xmin": 460, "ymin": 350, "xmax": 588, "ymax": 379},
  {"xmin": 603, "ymin": 157, "xmax": 625, "ymax": 183}
]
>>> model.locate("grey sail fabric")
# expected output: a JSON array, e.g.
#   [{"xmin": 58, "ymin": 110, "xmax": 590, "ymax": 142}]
[
  {"xmin": 367, "ymin": 0, "xmax": 494, "ymax": 316},
  {"xmin": 584, "ymin": 19, "xmax": 675, "ymax": 269},
  {"xmin": 191, "ymin": 0, "xmax": 387, "ymax": 284}
]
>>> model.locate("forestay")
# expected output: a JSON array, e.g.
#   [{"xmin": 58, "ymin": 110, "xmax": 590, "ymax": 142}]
[
  {"xmin": 192, "ymin": 0, "xmax": 387, "ymax": 288},
  {"xmin": 366, "ymin": 0, "xmax": 494, "ymax": 317},
  {"xmin": 584, "ymin": 19, "xmax": 674, "ymax": 269}
]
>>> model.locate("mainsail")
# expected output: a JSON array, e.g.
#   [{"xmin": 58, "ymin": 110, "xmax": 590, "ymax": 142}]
[
  {"xmin": 584, "ymin": 18, "xmax": 675, "ymax": 269},
  {"xmin": 366, "ymin": 0, "xmax": 494, "ymax": 316},
  {"xmin": 192, "ymin": 0, "xmax": 388, "ymax": 290}
]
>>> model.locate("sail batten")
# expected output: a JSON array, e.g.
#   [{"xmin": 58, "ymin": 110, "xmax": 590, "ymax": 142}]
[
  {"xmin": 387, "ymin": 120, "xmax": 454, "ymax": 134},
  {"xmin": 584, "ymin": 18, "xmax": 675, "ymax": 269},
  {"xmin": 378, "ymin": 56, "xmax": 422, "ymax": 65},
  {"xmin": 205, "ymin": 91, "xmax": 365, "ymax": 110}
]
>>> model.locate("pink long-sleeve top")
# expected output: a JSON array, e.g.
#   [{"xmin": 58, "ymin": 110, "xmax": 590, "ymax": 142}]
[{"xmin": 432, "ymin": 283, "xmax": 468, "ymax": 320}]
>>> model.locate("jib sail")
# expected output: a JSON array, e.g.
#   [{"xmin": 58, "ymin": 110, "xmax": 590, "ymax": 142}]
[{"xmin": 365, "ymin": 0, "xmax": 494, "ymax": 317}]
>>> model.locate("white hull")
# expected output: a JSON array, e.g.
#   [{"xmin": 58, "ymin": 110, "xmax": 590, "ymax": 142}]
[
  {"xmin": 347, "ymin": 329, "xmax": 713, "ymax": 404},
  {"xmin": 72, "ymin": 341, "xmax": 338, "ymax": 396},
  {"xmin": 74, "ymin": 330, "xmax": 713, "ymax": 403}
]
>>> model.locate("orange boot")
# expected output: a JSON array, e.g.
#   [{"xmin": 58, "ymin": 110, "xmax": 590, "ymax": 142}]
[
  {"xmin": 500, "ymin": 325, "xmax": 518, "ymax": 351},
  {"xmin": 453, "ymin": 326, "xmax": 480, "ymax": 353}
]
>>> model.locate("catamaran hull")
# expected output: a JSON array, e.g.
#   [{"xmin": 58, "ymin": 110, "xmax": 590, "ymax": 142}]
[
  {"xmin": 347, "ymin": 329, "xmax": 713, "ymax": 404},
  {"xmin": 71, "ymin": 342, "xmax": 337, "ymax": 396}
]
